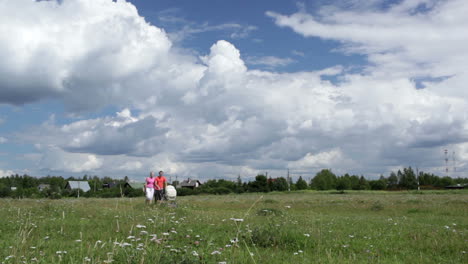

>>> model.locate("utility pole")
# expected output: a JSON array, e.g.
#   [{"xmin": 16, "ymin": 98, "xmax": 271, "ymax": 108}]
[
  {"xmin": 287, "ymin": 168, "xmax": 290, "ymax": 192},
  {"xmin": 416, "ymin": 167, "xmax": 420, "ymax": 191}
]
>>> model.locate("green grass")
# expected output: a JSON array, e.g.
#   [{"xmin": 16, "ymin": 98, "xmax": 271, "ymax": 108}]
[{"xmin": 0, "ymin": 191, "xmax": 467, "ymax": 263}]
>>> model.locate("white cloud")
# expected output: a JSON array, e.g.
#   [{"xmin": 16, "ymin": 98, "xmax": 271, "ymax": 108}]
[
  {"xmin": 0, "ymin": 169, "xmax": 14, "ymax": 178},
  {"xmin": 0, "ymin": 137, "xmax": 7, "ymax": 143},
  {"xmin": 3, "ymin": 0, "xmax": 468, "ymax": 179},
  {"xmin": 39, "ymin": 146, "xmax": 103, "ymax": 173}
]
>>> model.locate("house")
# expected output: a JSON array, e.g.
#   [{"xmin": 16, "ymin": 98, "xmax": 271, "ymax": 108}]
[
  {"xmin": 445, "ymin": 183, "xmax": 467, "ymax": 189},
  {"xmin": 124, "ymin": 182, "xmax": 145, "ymax": 190},
  {"xmin": 177, "ymin": 178, "xmax": 202, "ymax": 189},
  {"xmin": 102, "ymin": 182, "xmax": 118, "ymax": 188},
  {"xmin": 65, "ymin": 181, "xmax": 91, "ymax": 192},
  {"xmin": 38, "ymin": 184, "xmax": 50, "ymax": 191}
]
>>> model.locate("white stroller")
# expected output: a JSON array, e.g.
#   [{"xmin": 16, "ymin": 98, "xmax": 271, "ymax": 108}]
[{"xmin": 165, "ymin": 185, "xmax": 177, "ymax": 207}]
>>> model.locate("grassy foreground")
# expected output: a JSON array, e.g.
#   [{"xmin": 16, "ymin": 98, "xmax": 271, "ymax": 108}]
[{"xmin": 0, "ymin": 191, "xmax": 467, "ymax": 263}]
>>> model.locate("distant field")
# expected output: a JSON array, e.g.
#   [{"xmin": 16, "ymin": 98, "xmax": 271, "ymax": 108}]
[{"xmin": 0, "ymin": 190, "xmax": 467, "ymax": 263}]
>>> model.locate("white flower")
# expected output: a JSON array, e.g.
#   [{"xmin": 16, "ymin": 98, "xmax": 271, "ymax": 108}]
[
  {"xmin": 140, "ymin": 231, "xmax": 148, "ymax": 235},
  {"xmin": 192, "ymin": 251, "xmax": 199, "ymax": 257},
  {"xmin": 162, "ymin": 232, "xmax": 170, "ymax": 236},
  {"xmin": 250, "ymin": 252, "xmax": 254, "ymax": 256},
  {"xmin": 444, "ymin": 225, "xmax": 450, "ymax": 229},
  {"xmin": 211, "ymin": 250, "xmax": 222, "ymax": 255},
  {"xmin": 293, "ymin": 252, "xmax": 298, "ymax": 255},
  {"xmin": 303, "ymin": 234, "xmax": 310, "ymax": 237},
  {"xmin": 285, "ymin": 205, "xmax": 291, "ymax": 209},
  {"xmin": 349, "ymin": 235, "xmax": 354, "ymax": 238},
  {"xmin": 55, "ymin": 251, "xmax": 67, "ymax": 254},
  {"xmin": 298, "ymin": 250, "xmax": 303, "ymax": 253},
  {"xmin": 84, "ymin": 257, "xmax": 91, "ymax": 262},
  {"xmin": 75, "ymin": 240, "xmax": 82, "ymax": 242},
  {"xmin": 127, "ymin": 236, "xmax": 135, "ymax": 239},
  {"xmin": 136, "ymin": 224, "xmax": 146, "ymax": 229},
  {"xmin": 230, "ymin": 218, "xmax": 244, "ymax": 222}
]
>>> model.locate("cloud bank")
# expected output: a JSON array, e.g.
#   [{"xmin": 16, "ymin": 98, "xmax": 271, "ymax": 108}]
[{"xmin": 1, "ymin": 0, "xmax": 468, "ymax": 179}]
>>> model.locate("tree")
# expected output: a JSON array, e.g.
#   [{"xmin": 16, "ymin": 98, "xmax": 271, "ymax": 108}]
[
  {"xmin": 271, "ymin": 177, "xmax": 288, "ymax": 191},
  {"xmin": 295, "ymin": 176, "xmax": 308, "ymax": 190},
  {"xmin": 358, "ymin": 176, "xmax": 370, "ymax": 190},
  {"xmin": 336, "ymin": 174, "xmax": 351, "ymax": 190},
  {"xmin": 311, "ymin": 169, "xmax": 337, "ymax": 190},
  {"xmin": 388, "ymin": 172, "xmax": 398, "ymax": 189}
]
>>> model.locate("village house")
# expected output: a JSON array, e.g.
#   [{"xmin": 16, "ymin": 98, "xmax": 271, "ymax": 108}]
[
  {"xmin": 37, "ymin": 184, "xmax": 50, "ymax": 191},
  {"xmin": 177, "ymin": 178, "xmax": 202, "ymax": 189},
  {"xmin": 64, "ymin": 181, "xmax": 91, "ymax": 192}
]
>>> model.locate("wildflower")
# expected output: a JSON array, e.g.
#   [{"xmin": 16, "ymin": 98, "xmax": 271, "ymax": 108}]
[
  {"xmin": 349, "ymin": 235, "xmax": 354, "ymax": 238},
  {"xmin": 218, "ymin": 262, "xmax": 227, "ymax": 264},
  {"xmin": 192, "ymin": 251, "xmax": 199, "ymax": 257},
  {"xmin": 140, "ymin": 231, "xmax": 148, "ymax": 235},
  {"xmin": 84, "ymin": 257, "xmax": 91, "ymax": 262},
  {"xmin": 127, "ymin": 236, "xmax": 135, "ymax": 239},
  {"xmin": 162, "ymin": 232, "xmax": 170, "ymax": 236},
  {"xmin": 30, "ymin": 246, "xmax": 36, "ymax": 249},
  {"xmin": 230, "ymin": 218, "xmax": 244, "ymax": 222},
  {"xmin": 342, "ymin": 245, "xmax": 349, "ymax": 248},
  {"xmin": 75, "ymin": 239, "xmax": 82, "ymax": 242},
  {"xmin": 171, "ymin": 230, "xmax": 177, "ymax": 234},
  {"xmin": 285, "ymin": 205, "xmax": 291, "ymax": 209},
  {"xmin": 44, "ymin": 236, "xmax": 49, "ymax": 240},
  {"xmin": 56, "ymin": 251, "xmax": 67, "ymax": 254},
  {"xmin": 293, "ymin": 252, "xmax": 298, "ymax": 255},
  {"xmin": 136, "ymin": 224, "xmax": 146, "ymax": 229},
  {"xmin": 250, "ymin": 252, "xmax": 254, "ymax": 256},
  {"xmin": 211, "ymin": 250, "xmax": 222, "ymax": 255},
  {"xmin": 304, "ymin": 234, "xmax": 310, "ymax": 237},
  {"xmin": 444, "ymin": 225, "xmax": 450, "ymax": 229},
  {"xmin": 298, "ymin": 250, "xmax": 303, "ymax": 253},
  {"xmin": 121, "ymin": 243, "xmax": 132, "ymax": 247}
]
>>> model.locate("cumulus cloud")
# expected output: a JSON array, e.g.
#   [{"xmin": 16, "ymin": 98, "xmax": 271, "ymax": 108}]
[
  {"xmin": 39, "ymin": 146, "xmax": 103, "ymax": 173},
  {"xmin": 4, "ymin": 0, "xmax": 468, "ymax": 179},
  {"xmin": 0, "ymin": 137, "xmax": 7, "ymax": 143},
  {"xmin": 0, "ymin": 169, "xmax": 14, "ymax": 178}
]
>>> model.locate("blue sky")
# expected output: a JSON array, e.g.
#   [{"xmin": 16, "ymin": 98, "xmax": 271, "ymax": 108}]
[{"xmin": 1, "ymin": 0, "xmax": 468, "ymax": 181}]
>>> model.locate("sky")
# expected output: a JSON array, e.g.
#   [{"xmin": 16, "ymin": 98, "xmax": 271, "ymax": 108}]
[{"xmin": 1, "ymin": 0, "xmax": 468, "ymax": 182}]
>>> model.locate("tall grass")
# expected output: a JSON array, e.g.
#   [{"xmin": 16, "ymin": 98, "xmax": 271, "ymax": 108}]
[{"xmin": 0, "ymin": 191, "xmax": 466, "ymax": 263}]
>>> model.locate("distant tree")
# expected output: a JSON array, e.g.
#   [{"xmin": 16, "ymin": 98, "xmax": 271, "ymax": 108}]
[
  {"xmin": 358, "ymin": 176, "xmax": 370, "ymax": 190},
  {"xmin": 295, "ymin": 176, "xmax": 308, "ymax": 190},
  {"xmin": 311, "ymin": 169, "xmax": 337, "ymax": 190},
  {"xmin": 388, "ymin": 172, "xmax": 398, "ymax": 189},
  {"xmin": 336, "ymin": 174, "xmax": 351, "ymax": 190},
  {"xmin": 271, "ymin": 177, "xmax": 289, "ymax": 191}
]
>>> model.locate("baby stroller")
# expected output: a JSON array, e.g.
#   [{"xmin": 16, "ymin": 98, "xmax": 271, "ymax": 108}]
[{"xmin": 165, "ymin": 185, "xmax": 177, "ymax": 207}]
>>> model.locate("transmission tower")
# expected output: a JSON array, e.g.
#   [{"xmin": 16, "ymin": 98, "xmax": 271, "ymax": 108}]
[
  {"xmin": 453, "ymin": 151, "xmax": 456, "ymax": 174},
  {"xmin": 444, "ymin": 149, "xmax": 449, "ymax": 176}
]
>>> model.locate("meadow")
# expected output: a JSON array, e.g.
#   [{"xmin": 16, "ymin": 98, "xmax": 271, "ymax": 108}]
[{"xmin": 0, "ymin": 191, "xmax": 467, "ymax": 264}]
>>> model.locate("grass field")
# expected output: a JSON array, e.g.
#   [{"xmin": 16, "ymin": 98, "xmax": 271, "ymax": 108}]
[{"xmin": 0, "ymin": 191, "xmax": 467, "ymax": 263}]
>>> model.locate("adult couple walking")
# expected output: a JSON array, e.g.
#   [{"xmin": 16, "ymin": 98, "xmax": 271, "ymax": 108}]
[{"xmin": 144, "ymin": 171, "xmax": 167, "ymax": 204}]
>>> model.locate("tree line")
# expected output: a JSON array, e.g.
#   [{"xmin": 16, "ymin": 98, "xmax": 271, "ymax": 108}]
[{"xmin": 0, "ymin": 167, "xmax": 467, "ymax": 198}]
